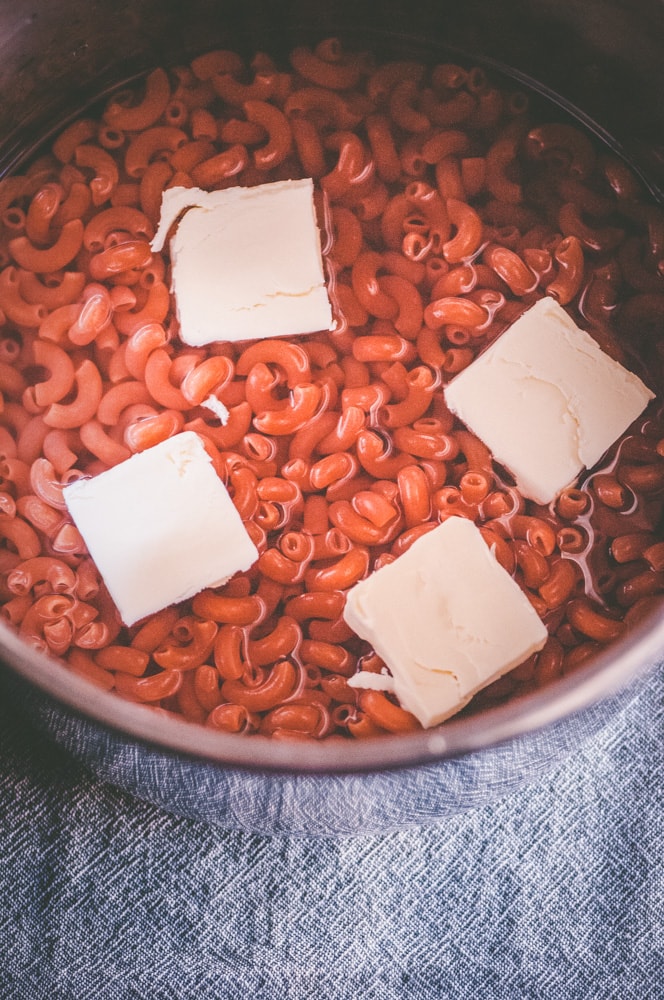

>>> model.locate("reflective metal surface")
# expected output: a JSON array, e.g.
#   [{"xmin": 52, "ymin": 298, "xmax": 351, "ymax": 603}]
[
  {"xmin": 0, "ymin": 0, "xmax": 662, "ymax": 789},
  {"xmin": 2, "ymin": 607, "xmax": 663, "ymax": 774}
]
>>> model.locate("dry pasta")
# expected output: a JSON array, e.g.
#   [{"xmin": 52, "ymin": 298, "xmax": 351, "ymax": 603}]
[{"xmin": 0, "ymin": 39, "xmax": 662, "ymax": 739}]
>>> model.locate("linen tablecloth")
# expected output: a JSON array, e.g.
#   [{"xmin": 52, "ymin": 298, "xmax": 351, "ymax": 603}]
[{"xmin": 0, "ymin": 666, "xmax": 662, "ymax": 999}]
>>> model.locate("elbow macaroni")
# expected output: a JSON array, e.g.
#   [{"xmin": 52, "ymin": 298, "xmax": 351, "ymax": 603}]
[{"xmin": 0, "ymin": 39, "xmax": 661, "ymax": 738}]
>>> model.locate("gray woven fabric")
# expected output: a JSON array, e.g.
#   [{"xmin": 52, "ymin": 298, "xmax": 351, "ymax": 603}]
[{"xmin": 0, "ymin": 667, "xmax": 662, "ymax": 998}]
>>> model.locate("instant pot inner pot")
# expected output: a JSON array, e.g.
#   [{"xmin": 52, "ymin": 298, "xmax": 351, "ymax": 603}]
[
  {"xmin": 0, "ymin": 0, "xmax": 663, "ymax": 779},
  {"xmin": 2, "ymin": 0, "xmax": 664, "ymax": 187}
]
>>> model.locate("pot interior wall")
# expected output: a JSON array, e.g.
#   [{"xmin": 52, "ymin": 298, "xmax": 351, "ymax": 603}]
[{"xmin": 1, "ymin": 1, "xmax": 663, "ymax": 188}]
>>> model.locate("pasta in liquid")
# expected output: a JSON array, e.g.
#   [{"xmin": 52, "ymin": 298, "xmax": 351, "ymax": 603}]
[{"xmin": 0, "ymin": 39, "xmax": 663, "ymax": 739}]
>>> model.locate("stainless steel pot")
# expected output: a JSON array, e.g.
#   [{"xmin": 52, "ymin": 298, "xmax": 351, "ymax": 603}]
[{"xmin": 0, "ymin": 0, "xmax": 662, "ymax": 833}]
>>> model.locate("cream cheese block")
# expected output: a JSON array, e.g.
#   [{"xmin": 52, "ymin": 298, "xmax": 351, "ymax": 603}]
[
  {"xmin": 63, "ymin": 431, "xmax": 258, "ymax": 626},
  {"xmin": 152, "ymin": 178, "xmax": 333, "ymax": 346},
  {"xmin": 444, "ymin": 296, "xmax": 654, "ymax": 505},
  {"xmin": 343, "ymin": 517, "xmax": 548, "ymax": 728}
]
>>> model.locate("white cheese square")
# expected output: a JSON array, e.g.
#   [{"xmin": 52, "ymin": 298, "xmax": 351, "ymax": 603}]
[
  {"xmin": 63, "ymin": 431, "xmax": 258, "ymax": 626},
  {"xmin": 343, "ymin": 517, "xmax": 547, "ymax": 728},
  {"xmin": 443, "ymin": 296, "xmax": 654, "ymax": 505},
  {"xmin": 151, "ymin": 179, "xmax": 333, "ymax": 346}
]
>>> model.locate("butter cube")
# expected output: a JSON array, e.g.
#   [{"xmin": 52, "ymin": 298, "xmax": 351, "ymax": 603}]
[
  {"xmin": 151, "ymin": 179, "xmax": 333, "ymax": 346},
  {"xmin": 444, "ymin": 296, "xmax": 654, "ymax": 505},
  {"xmin": 63, "ymin": 432, "xmax": 258, "ymax": 626},
  {"xmin": 343, "ymin": 517, "xmax": 548, "ymax": 728}
]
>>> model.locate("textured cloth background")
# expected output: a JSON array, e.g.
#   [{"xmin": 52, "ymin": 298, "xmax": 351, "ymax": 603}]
[{"xmin": 0, "ymin": 668, "xmax": 662, "ymax": 999}]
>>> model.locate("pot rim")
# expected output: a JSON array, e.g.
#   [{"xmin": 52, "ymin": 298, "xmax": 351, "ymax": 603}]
[{"xmin": 2, "ymin": 600, "xmax": 662, "ymax": 774}]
